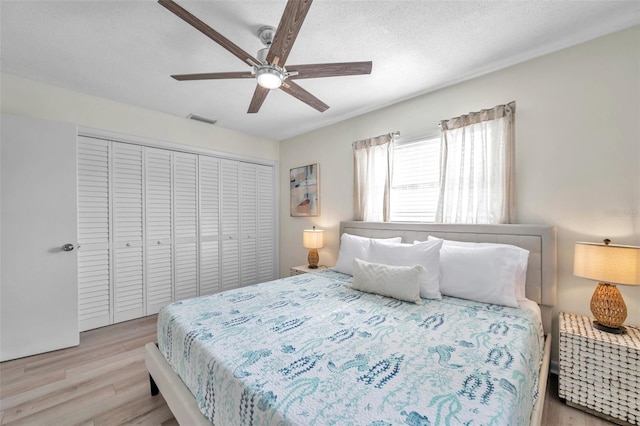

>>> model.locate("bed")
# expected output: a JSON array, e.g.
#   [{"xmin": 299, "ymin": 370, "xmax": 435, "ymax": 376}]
[{"xmin": 145, "ymin": 221, "xmax": 556, "ymax": 425}]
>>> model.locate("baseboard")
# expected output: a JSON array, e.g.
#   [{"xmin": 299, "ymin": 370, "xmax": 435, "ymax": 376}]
[{"xmin": 550, "ymin": 359, "xmax": 559, "ymax": 375}]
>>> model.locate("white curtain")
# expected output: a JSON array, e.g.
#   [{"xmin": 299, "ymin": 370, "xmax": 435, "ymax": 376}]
[
  {"xmin": 436, "ymin": 102, "xmax": 515, "ymax": 224},
  {"xmin": 353, "ymin": 133, "xmax": 396, "ymax": 222}
]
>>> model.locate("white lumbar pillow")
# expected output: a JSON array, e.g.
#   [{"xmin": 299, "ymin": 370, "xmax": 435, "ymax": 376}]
[
  {"xmin": 368, "ymin": 239, "xmax": 443, "ymax": 299},
  {"xmin": 351, "ymin": 258, "xmax": 423, "ymax": 304},
  {"xmin": 333, "ymin": 233, "xmax": 402, "ymax": 275}
]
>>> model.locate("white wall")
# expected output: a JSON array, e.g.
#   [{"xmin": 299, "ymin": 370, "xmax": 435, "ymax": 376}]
[
  {"xmin": 279, "ymin": 26, "xmax": 640, "ymax": 362},
  {"xmin": 0, "ymin": 73, "xmax": 279, "ymax": 161}
]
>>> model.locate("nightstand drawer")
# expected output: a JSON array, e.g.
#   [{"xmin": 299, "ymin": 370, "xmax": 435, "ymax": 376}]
[{"xmin": 559, "ymin": 312, "xmax": 639, "ymax": 425}]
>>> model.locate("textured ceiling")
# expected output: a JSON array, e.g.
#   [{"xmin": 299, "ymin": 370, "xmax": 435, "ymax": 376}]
[{"xmin": 1, "ymin": 1, "xmax": 639, "ymax": 141}]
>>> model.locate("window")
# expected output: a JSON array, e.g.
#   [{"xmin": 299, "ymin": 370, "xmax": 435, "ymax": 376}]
[
  {"xmin": 390, "ymin": 135, "xmax": 441, "ymax": 222},
  {"xmin": 355, "ymin": 103, "xmax": 514, "ymax": 224}
]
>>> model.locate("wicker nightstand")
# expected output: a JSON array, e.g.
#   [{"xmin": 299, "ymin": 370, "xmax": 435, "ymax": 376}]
[{"xmin": 559, "ymin": 312, "xmax": 639, "ymax": 425}]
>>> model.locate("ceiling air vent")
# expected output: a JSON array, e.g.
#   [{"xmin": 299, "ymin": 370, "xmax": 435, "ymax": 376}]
[{"xmin": 187, "ymin": 114, "xmax": 217, "ymax": 126}]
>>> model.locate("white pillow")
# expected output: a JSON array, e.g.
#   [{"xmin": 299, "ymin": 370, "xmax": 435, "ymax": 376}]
[
  {"xmin": 334, "ymin": 233, "xmax": 402, "ymax": 275},
  {"xmin": 368, "ymin": 239, "xmax": 443, "ymax": 299},
  {"xmin": 351, "ymin": 258, "xmax": 423, "ymax": 304},
  {"xmin": 428, "ymin": 237, "xmax": 530, "ymax": 302}
]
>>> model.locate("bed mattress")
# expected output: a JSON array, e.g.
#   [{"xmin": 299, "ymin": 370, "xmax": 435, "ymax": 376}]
[{"xmin": 158, "ymin": 270, "xmax": 544, "ymax": 425}]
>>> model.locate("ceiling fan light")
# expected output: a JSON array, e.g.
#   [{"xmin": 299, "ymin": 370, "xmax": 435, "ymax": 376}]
[{"xmin": 256, "ymin": 67, "xmax": 283, "ymax": 89}]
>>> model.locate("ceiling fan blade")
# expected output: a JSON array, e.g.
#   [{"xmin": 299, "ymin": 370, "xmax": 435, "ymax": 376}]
[
  {"xmin": 248, "ymin": 85, "xmax": 270, "ymax": 114},
  {"xmin": 172, "ymin": 71, "xmax": 254, "ymax": 81},
  {"xmin": 158, "ymin": 0, "xmax": 260, "ymax": 67},
  {"xmin": 287, "ymin": 61, "xmax": 373, "ymax": 79},
  {"xmin": 266, "ymin": 0, "xmax": 312, "ymax": 67},
  {"xmin": 280, "ymin": 80, "xmax": 328, "ymax": 112}
]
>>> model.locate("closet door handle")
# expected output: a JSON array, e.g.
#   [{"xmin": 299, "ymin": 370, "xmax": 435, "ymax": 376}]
[{"xmin": 62, "ymin": 243, "xmax": 74, "ymax": 252}]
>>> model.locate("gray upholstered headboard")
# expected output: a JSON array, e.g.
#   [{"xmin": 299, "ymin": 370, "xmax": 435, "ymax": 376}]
[{"xmin": 339, "ymin": 221, "xmax": 557, "ymax": 334}]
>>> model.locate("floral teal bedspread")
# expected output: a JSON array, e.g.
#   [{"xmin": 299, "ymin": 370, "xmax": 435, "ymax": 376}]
[{"xmin": 158, "ymin": 270, "xmax": 544, "ymax": 425}]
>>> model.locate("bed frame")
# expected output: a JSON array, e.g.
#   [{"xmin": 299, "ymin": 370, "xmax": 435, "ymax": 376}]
[{"xmin": 146, "ymin": 221, "xmax": 557, "ymax": 426}]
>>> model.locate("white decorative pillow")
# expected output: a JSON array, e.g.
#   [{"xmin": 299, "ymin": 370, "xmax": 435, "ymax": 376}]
[
  {"xmin": 428, "ymin": 237, "xmax": 530, "ymax": 302},
  {"xmin": 368, "ymin": 239, "xmax": 443, "ymax": 299},
  {"xmin": 351, "ymin": 258, "xmax": 423, "ymax": 304},
  {"xmin": 334, "ymin": 233, "xmax": 402, "ymax": 275}
]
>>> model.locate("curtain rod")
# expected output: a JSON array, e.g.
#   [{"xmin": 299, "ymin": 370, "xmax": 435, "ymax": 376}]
[
  {"xmin": 439, "ymin": 101, "xmax": 516, "ymax": 126},
  {"xmin": 351, "ymin": 131, "xmax": 400, "ymax": 147}
]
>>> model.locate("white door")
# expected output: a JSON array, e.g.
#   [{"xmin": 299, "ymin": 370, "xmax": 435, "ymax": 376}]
[
  {"xmin": 146, "ymin": 147, "xmax": 173, "ymax": 314},
  {"xmin": 0, "ymin": 114, "xmax": 79, "ymax": 361},
  {"xmin": 240, "ymin": 163, "xmax": 258, "ymax": 286},
  {"xmin": 199, "ymin": 156, "xmax": 221, "ymax": 296},
  {"xmin": 220, "ymin": 159, "xmax": 240, "ymax": 290},
  {"xmin": 173, "ymin": 152, "xmax": 198, "ymax": 301},
  {"xmin": 77, "ymin": 137, "xmax": 111, "ymax": 331},
  {"xmin": 112, "ymin": 142, "xmax": 145, "ymax": 323},
  {"xmin": 257, "ymin": 164, "xmax": 276, "ymax": 283}
]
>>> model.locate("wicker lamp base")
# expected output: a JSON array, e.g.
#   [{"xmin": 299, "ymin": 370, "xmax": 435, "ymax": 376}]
[{"xmin": 590, "ymin": 283, "xmax": 627, "ymax": 334}]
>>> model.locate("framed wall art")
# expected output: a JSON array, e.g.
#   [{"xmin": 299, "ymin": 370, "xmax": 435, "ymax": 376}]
[{"xmin": 290, "ymin": 163, "xmax": 319, "ymax": 217}]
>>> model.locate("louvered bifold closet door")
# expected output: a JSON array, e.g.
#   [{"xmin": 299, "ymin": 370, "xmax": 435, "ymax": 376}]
[
  {"xmin": 174, "ymin": 152, "xmax": 199, "ymax": 301},
  {"xmin": 145, "ymin": 148, "xmax": 173, "ymax": 314},
  {"xmin": 256, "ymin": 164, "xmax": 276, "ymax": 283},
  {"xmin": 220, "ymin": 159, "xmax": 240, "ymax": 290},
  {"xmin": 77, "ymin": 137, "xmax": 111, "ymax": 331},
  {"xmin": 199, "ymin": 156, "xmax": 221, "ymax": 296},
  {"xmin": 240, "ymin": 163, "xmax": 258, "ymax": 286},
  {"xmin": 112, "ymin": 142, "xmax": 145, "ymax": 323}
]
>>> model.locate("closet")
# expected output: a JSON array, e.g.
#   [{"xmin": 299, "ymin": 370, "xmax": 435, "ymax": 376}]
[{"xmin": 77, "ymin": 136, "xmax": 277, "ymax": 332}]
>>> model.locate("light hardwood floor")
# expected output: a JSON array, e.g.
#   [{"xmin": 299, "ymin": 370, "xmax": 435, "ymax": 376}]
[{"xmin": 0, "ymin": 315, "xmax": 615, "ymax": 425}]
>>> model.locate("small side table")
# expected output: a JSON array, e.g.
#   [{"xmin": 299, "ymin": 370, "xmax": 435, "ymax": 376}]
[
  {"xmin": 558, "ymin": 312, "xmax": 639, "ymax": 425},
  {"xmin": 289, "ymin": 265, "xmax": 315, "ymax": 276}
]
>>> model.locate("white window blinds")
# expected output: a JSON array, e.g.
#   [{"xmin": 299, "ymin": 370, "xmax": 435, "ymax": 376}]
[{"xmin": 390, "ymin": 136, "xmax": 441, "ymax": 222}]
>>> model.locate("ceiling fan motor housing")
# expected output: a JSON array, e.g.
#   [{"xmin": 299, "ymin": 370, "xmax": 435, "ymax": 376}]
[
  {"xmin": 258, "ymin": 26, "xmax": 276, "ymax": 47},
  {"xmin": 257, "ymin": 26, "xmax": 276, "ymax": 64},
  {"xmin": 257, "ymin": 48, "xmax": 269, "ymax": 64}
]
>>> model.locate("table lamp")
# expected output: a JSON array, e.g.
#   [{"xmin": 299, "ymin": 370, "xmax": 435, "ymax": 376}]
[
  {"xmin": 303, "ymin": 226, "xmax": 324, "ymax": 269},
  {"xmin": 573, "ymin": 239, "xmax": 640, "ymax": 334}
]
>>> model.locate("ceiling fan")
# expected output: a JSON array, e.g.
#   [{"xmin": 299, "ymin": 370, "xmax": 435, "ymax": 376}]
[{"xmin": 158, "ymin": 0, "xmax": 372, "ymax": 113}]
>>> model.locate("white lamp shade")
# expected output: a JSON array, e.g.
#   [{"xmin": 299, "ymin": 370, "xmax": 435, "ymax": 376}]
[
  {"xmin": 303, "ymin": 229, "xmax": 324, "ymax": 249},
  {"xmin": 574, "ymin": 242, "xmax": 640, "ymax": 286}
]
